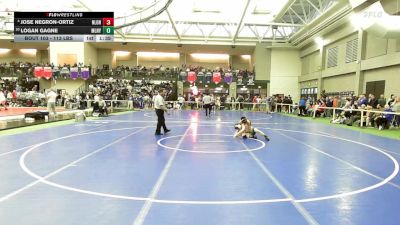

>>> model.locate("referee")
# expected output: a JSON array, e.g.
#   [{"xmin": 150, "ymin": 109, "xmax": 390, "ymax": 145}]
[
  {"xmin": 154, "ymin": 89, "xmax": 171, "ymax": 135},
  {"xmin": 203, "ymin": 91, "xmax": 212, "ymax": 117}
]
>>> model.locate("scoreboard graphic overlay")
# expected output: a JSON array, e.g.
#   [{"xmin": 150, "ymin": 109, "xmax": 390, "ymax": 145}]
[{"xmin": 14, "ymin": 12, "xmax": 114, "ymax": 42}]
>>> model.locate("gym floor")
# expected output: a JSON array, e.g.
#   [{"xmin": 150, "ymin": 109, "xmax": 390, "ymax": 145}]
[{"xmin": 0, "ymin": 110, "xmax": 399, "ymax": 225}]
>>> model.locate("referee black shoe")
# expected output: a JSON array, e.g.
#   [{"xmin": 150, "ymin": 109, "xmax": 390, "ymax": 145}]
[
  {"xmin": 155, "ymin": 132, "xmax": 163, "ymax": 135},
  {"xmin": 164, "ymin": 129, "xmax": 171, "ymax": 134}
]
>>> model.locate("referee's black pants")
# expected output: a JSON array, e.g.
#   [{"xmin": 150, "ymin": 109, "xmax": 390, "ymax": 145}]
[
  {"xmin": 155, "ymin": 109, "xmax": 167, "ymax": 134},
  {"xmin": 204, "ymin": 104, "xmax": 211, "ymax": 116}
]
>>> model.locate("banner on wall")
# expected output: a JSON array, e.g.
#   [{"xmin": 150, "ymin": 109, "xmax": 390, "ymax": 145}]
[
  {"xmin": 43, "ymin": 67, "xmax": 53, "ymax": 80},
  {"xmin": 34, "ymin": 67, "xmax": 44, "ymax": 78},
  {"xmin": 187, "ymin": 71, "xmax": 197, "ymax": 83},
  {"xmin": 224, "ymin": 72, "xmax": 233, "ymax": 84},
  {"xmin": 60, "ymin": 67, "xmax": 70, "ymax": 79},
  {"xmin": 247, "ymin": 74, "xmax": 255, "ymax": 85},
  {"xmin": 52, "ymin": 67, "xmax": 60, "ymax": 80},
  {"xmin": 81, "ymin": 67, "xmax": 90, "ymax": 80},
  {"xmin": 237, "ymin": 75, "xmax": 243, "ymax": 85},
  {"xmin": 70, "ymin": 67, "xmax": 79, "ymax": 80},
  {"xmin": 197, "ymin": 72, "xmax": 204, "ymax": 83},
  {"xmin": 205, "ymin": 72, "xmax": 212, "ymax": 83},
  {"xmin": 179, "ymin": 71, "xmax": 187, "ymax": 82},
  {"xmin": 212, "ymin": 72, "xmax": 221, "ymax": 84}
]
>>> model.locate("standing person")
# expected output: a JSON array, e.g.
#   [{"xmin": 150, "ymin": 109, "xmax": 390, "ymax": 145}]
[
  {"xmin": 277, "ymin": 96, "xmax": 283, "ymax": 113},
  {"xmin": 98, "ymin": 96, "xmax": 108, "ymax": 116},
  {"xmin": 127, "ymin": 93, "xmax": 134, "ymax": 110},
  {"xmin": 154, "ymin": 89, "xmax": 171, "ymax": 135},
  {"xmin": 298, "ymin": 97, "xmax": 306, "ymax": 116},
  {"xmin": 0, "ymin": 89, "xmax": 7, "ymax": 111},
  {"xmin": 12, "ymin": 89, "xmax": 17, "ymax": 106},
  {"xmin": 202, "ymin": 91, "xmax": 212, "ymax": 117},
  {"xmin": 177, "ymin": 94, "xmax": 185, "ymax": 110},
  {"xmin": 46, "ymin": 89, "xmax": 57, "ymax": 116}
]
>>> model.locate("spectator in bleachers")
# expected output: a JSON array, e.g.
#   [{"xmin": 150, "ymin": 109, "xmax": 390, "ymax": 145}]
[
  {"xmin": 315, "ymin": 100, "xmax": 326, "ymax": 117},
  {"xmin": 325, "ymin": 96, "xmax": 333, "ymax": 117},
  {"xmin": 368, "ymin": 94, "xmax": 378, "ymax": 108},
  {"xmin": 375, "ymin": 105, "xmax": 393, "ymax": 130},
  {"xmin": 46, "ymin": 89, "xmax": 57, "ymax": 116},
  {"xmin": 378, "ymin": 94, "xmax": 386, "ymax": 108},
  {"xmin": 358, "ymin": 94, "xmax": 367, "ymax": 106},
  {"xmin": 177, "ymin": 94, "xmax": 185, "ymax": 110},
  {"xmin": 392, "ymin": 96, "xmax": 400, "ymax": 126},
  {"xmin": 98, "ymin": 96, "xmax": 108, "ymax": 116},
  {"xmin": 298, "ymin": 97, "xmax": 306, "ymax": 116},
  {"xmin": 276, "ymin": 96, "xmax": 282, "ymax": 113},
  {"xmin": 0, "ymin": 89, "xmax": 7, "ymax": 111},
  {"xmin": 391, "ymin": 96, "xmax": 399, "ymax": 111},
  {"xmin": 388, "ymin": 94, "xmax": 396, "ymax": 106}
]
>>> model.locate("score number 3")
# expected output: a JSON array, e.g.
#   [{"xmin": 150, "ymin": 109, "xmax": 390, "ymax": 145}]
[{"xmin": 103, "ymin": 18, "xmax": 114, "ymax": 26}]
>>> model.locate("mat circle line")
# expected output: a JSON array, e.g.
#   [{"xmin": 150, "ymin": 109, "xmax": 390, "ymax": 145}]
[
  {"xmin": 18, "ymin": 126, "xmax": 398, "ymax": 205},
  {"xmin": 157, "ymin": 134, "xmax": 266, "ymax": 153}
]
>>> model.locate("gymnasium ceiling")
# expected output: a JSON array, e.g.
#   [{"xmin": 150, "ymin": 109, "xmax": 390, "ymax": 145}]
[{"xmin": 0, "ymin": 0, "xmax": 351, "ymax": 46}]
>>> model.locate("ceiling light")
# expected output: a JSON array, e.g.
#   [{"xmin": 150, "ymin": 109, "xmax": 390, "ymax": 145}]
[
  {"xmin": 0, "ymin": 48, "xmax": 10, "ymax": 54},
  {"xmin": 253, "ymin": 9, "xmax": 271, "ymax": 15},
  {"xmin": 137, "ymin": 52, "xmax": 179, "ymax": 57},
  {"xmin": 114, "ymin": 51, "xmax": 130, "ymax": 56},
  {"xmin": 315, "ymin": 37, "xmax": 324, "ymax": 48},
  {"xmin": 20, "ymin": 49, "xmax": 36, "ymax": 54},
  {"xmin": 192, "ymin": 9, "xmax": 221, "ymax": 13},
  {"xmin": 190, "ymin": 53, "xmax": 229, "ymax": 60}
]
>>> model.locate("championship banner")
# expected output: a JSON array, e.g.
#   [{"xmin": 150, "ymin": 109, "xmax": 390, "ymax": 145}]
[
  {"xmin": 247, "ymin": 74, "xmax": 255, "ymax": 85},
  {"xmin": 43, "ymin": 67, "xmax": 53, "ymax": 80},
  {"xmin": 205, "ymin": 72, "xmax": 212, "ymax": 83},
  {"xmin": 34, "ymin": 67, "xmax": 44, "ymax": 78},
  {"xmin": 70, "ymin": 67, "xmax": 79, "ymax": 80},
  {"xmin": 237, "ymin": 74, "xmax": 243, "ymax": 85},
  {"xmin": 187, "ymin": 71, "xmax": 197, "ymax": 83},
  {"xmin": 60, "ymin": 67, "xmax": 70, "ymax": 79},
  {"xmin": 179, "ymin": 71, "xmax": 187, "ymax": 82},
  {"xmin": 224, "ymin": 72, "xmax": 233, "ymax": 84},
  {"xmin": 81, "ymin": 67, "xmax": 90, "ymax": 80},
  {"xmin": 212, "ymin": 72, "xmax": 221, "ymax": 84},
  {"xmin": 197, "ymin": 72, "xmax": 204, "ymax": 83},
  {"xmin": 52, "ymin": 67, "xmax": 60, "ymax": 80}
]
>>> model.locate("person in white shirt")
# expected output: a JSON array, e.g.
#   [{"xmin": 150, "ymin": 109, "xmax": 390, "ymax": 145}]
[
  {"xmin": 98, "ymin": 96, "xmax": 108, "ymax": 116},
  {"xmin": 94, "ymin": 94, "xmax": 100, "ymax": 103},
  {"xmin": 0, "ymin": 90, "xmax": 7, "ymax": 111},
  {"xmin": 202, "ymin": 92, "xmax": 212, "ymax": 117},
  {"xmin": 127, "ymin": 93, "xmax": 133, "ymax": 110},
  {"xmin": 46, "ymin": 89, "xmax": 57, "ymax": 115},
  {"xmin": 177, "ymin": 94, "xmax": 185, "ymax": 110},
  {"xmin": 152, "ymin": 93, "xmax": 157, "ymax": 108},
  {"xmin": 154, "ymin": 89, "xmax": 171, "ymax": 135}
]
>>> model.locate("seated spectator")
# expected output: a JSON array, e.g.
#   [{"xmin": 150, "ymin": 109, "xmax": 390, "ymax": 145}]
[
  {"xmin": 377, "ymin": 94, "xmax": 386, "ymax": 108},
  {"xmin": 315, "ymin": 100, "xmax": 326, "ymax": 117}
]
